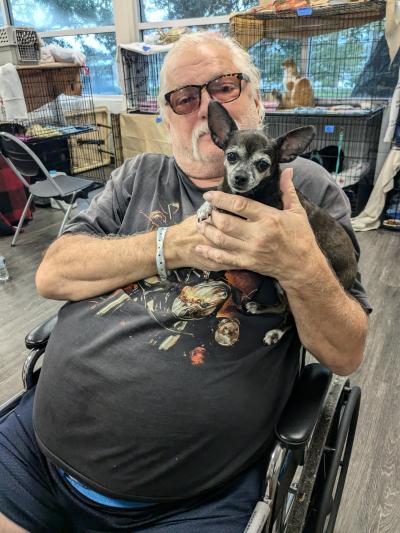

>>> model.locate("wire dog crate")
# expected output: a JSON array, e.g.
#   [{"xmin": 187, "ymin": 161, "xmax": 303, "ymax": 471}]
[
  {"xmin": 230, "ymin": 0, "xmax": 394, "ymax": 212},
  {"xmin": 266, "ymin": 108, "xmax": 384, "ymax": 216},
  {"xmin": 120, "ymin": 44, "xmax": 171, "ymax": 113},
  {"xmin": 0, "ymin": 64, "xmax": 109, "ymax": 182},
  {"xmin": 0, "ymin": 26, "xmax": 40, "ymax": 65}
]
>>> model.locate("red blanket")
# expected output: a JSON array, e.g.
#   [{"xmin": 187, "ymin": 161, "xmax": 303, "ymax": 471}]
[{"xmin": 0, "ymin": 154, "xmax": 33, "ymax": 234}]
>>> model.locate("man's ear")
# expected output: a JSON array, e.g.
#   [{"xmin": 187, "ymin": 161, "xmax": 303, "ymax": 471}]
[
  {"xmin": 208, "ymin": 101, "xmax": 238, "ymax": 150},
  {"xmin": 276, "ymin": 126, "xmax": 316, "ymax": 163},
  {"xmin": 254, "ymin": 93, "xmax": 263, "ymax": 122}
]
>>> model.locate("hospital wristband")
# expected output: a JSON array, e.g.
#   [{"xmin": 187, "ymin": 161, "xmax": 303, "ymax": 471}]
[{"xmin": 156, "ymin": 226, "xmax": 170, "ymax": 281}]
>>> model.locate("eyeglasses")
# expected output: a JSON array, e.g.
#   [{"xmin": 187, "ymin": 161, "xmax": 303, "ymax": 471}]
[{"xmin": 164, "ymin": 73, "xmax": 250, "ymax": 116}]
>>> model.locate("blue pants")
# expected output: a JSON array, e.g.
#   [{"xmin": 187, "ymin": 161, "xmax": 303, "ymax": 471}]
[{"xmin": 0, "ymin": 388, "xmax": 268, "ymax": 532}]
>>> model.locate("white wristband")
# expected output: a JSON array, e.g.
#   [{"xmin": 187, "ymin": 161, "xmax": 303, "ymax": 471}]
[{"xmin": 156, "ymin": 226, "xmax": 170, "ymax": 281}]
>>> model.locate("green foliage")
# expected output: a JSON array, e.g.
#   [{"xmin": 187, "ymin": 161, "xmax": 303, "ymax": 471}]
[
  {"xmin": 142, "ymin": 0, "xmax": 254, "ymax": 21},
  {"xmin": 10, "ymin": 0, "xmax": 114, "ymax": 31},
  {"xmin": 44, "ymin": 33, "xmax": 115, "ymax": 62},
  {"xmin": 42, "ymin": 0, "xmax": 114, "ymax": 26},
  {"xmin": 250, "ymin": 39, "xmax": 302, "ymax": 93}
]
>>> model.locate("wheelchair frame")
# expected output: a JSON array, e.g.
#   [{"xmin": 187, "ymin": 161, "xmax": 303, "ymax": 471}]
[{"xmin": 0, "ymin": 316, "xmax": 361, "ymax": 533}]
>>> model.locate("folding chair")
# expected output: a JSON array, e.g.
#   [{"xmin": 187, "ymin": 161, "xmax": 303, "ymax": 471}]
[{"xmin": 0, "ymin": 131, "xmax": 94, "ymax": 246}]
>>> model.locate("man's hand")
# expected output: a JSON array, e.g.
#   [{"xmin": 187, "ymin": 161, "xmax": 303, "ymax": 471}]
[
  {"xmin": 165, "ymin": 214, "xmax": 239, "ymax": 273},
  {"xmin": 195, "ymin": 168, "xmax": 367, "ymax": 375},
  {"xmin": 195, "ymin": 168, "xmax": 321, "ymax": 286}
]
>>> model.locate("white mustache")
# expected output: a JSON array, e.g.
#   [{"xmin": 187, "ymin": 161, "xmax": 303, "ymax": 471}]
[
  {"xmin": 192, "ymin": 122, "xmax": 211, "ymax": 161},
  {"xmin": 192, "ymin": 118, "xmax": 247, "ymax": 149},
  {"xmin": 192, "ymin": 122, "xmax": 210, "ymax": 146},
  {"xmin": 190, "ymin": 119, "xmax": 248, "ymax": 161}
]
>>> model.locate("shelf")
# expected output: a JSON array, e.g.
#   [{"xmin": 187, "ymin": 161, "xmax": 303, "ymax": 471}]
[
  {"xmin": 16, "ymin": 62, "xmax": 82, "ymax": 70},
  {"xmin": 230, "ymin": 0, "xmax": 386, "ymax": 47},
  {"xmin": 15, "ymin": 125, "xmax": 96, "ymax": 142},
  {"xmin": 264, "ymin": 104, "xmax": 385, "ymax": 119}
]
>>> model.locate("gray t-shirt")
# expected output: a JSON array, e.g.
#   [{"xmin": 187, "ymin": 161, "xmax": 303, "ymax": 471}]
[{"xmin": 33, "ymin": 154, "xmax": 371, "ymax": 502}]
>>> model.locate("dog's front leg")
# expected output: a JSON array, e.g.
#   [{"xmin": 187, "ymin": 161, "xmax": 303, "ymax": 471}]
[
  {"xmin": 197, "ymin": 201, "xmax": 213, "ymax": 222},
  {"xmin": 263, "ymin": 326, "xmax": 291, "ymax": 346},
  {"xmin": 196, "ymin": 201, "xmax": 213, "ymax": 280},
  {"xmin": 245, "ymin": 281, "xmax": 289, "ymax": 316}
]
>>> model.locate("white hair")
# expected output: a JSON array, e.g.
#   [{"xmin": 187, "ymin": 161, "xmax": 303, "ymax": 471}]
[{"xmin": 158, "ymin": 32, "xmax": 265, "ymax": 125}]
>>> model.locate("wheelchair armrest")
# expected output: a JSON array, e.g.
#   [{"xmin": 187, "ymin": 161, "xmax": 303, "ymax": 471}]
[
  {"xmin": 25, "ymin": 314, "xmax": 58, "ymax": 350},
  {"xmin": 275, "ymin": 363, "xmax": 332, "ymax": 450}
]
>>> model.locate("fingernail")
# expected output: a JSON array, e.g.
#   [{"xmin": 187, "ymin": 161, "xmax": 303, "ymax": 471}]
[{"xmin": 203, "ymin": 192, "xmax": 213, "ymax": 201}]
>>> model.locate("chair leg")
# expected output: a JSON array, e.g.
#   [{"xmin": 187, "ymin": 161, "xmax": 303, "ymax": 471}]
[
  {"xmin": 53, "ymin": 199, "xmax": 68, "ymax": 213},
  {"xmin": 57, "ymin": 192, "xmax": 77, "ymax": 237},
  {"xmin": 11, "ymin": 194, "xmax": 34, "ymax": 247}
]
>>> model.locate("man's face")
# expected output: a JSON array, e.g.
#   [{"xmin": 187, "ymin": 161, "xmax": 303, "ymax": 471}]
[{"xmin": 164, "ymin": 44, "xmax": 262, "ymax": 175}]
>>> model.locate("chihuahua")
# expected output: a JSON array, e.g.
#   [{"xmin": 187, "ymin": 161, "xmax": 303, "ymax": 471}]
[{"xmin": 197, "ymin": 102, "xmax": 358, "ymax": 342}]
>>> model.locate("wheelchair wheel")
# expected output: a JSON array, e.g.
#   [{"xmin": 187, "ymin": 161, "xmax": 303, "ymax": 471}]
[
  {"xmin": 304, "ymin": 381, "xmax": 361, "ymax": 533},
  {"xmin": 284, "ymin": 376, "xmax": 361, "ymax": 533}
]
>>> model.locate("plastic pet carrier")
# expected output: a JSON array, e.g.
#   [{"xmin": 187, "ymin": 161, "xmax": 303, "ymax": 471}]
[{"xmin": 0, "ymin": 25, "xmax": 40, "ymax": 66}]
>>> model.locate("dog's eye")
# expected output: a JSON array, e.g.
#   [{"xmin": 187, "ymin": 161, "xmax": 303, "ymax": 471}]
[
  {"xmin": 256, "ymin": 160, "xmax": 270, "ymax": 172},
  {"xmin": 226, "ymin": 152, "xmax": 238, "ymax": 164}
]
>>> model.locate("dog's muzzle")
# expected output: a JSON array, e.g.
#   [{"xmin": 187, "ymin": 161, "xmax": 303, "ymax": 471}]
[
  {"xmin": 233, "ymin": 175, "xmax": 248, "ymax": 188},
  {"xmin": 230, "ymin": 174, "xmax": 255, "ymax": 192}
]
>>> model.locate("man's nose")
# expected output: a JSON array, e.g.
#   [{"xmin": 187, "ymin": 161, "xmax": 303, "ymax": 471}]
[{"xmin": 198, "ymin": 87, "xmax": 212, "ymax": 119}]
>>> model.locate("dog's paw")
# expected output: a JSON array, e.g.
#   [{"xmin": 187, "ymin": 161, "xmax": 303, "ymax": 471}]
[
  {"xmin": 197, "ymin": 201, "xmax": 213, "ymax": 222},
  {"xmin": 263, "ymin": 329, "xmax": 285, "ymax": 346},
  {"xmin": 245, "ymin": 301, "xmax": 261, "ymax": 314}
]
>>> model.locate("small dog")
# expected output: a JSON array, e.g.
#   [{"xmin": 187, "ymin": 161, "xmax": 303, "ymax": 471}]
[
  {"xmin": 197, "ymin": 102, "xmax": 358, "ymax": 342},
  {"xmin": 282, "ymin": 58, "xmax": 314, "ymax": 108}
]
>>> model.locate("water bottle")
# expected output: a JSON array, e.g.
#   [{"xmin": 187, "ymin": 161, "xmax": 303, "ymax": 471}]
[{"xmin": 0, "ymin": 256, "xmax": 10, "ymax": 282}]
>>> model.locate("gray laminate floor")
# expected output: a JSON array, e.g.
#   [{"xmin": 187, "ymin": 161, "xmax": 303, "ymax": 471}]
[{"xmin": 0, "ymin": 207, "xmax": 399, "ymax": 532}]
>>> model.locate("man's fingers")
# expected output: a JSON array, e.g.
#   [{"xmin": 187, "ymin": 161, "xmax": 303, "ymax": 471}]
[
  {"xmin": 197, "ymin": 219, "xmax": 243, "ymax": 250},
  {"xmin": 195, "ymin": 244, "xmax": 242, "ymax": 269},
  {"xmin": 203, "ymin": 191, "xmax": 267, "ymax": 221},
  {"xmin": 280, "ymin": 168, "xmax": 300, "ymax": 211},
  {"xmin": 208, "ymin": 210, "xmax": 249, "ymax": 240}
]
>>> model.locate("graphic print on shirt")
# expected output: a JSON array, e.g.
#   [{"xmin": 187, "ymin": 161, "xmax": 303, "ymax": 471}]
[
  {"xmin": 87, "ymin": 203, "xmax": 290, "ymax": 364},
  {"xmin": 139, "ymin": 201, "xmax": 180, "ymax": 231}
]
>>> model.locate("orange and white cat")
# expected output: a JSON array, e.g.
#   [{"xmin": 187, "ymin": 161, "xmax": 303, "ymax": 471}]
[{"xmin": 282, "ymin": 58, "xmax": 314, "ymax": 108}]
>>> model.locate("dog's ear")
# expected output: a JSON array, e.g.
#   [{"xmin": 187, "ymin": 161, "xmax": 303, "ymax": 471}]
[
  {"xmin": 276, "ymin": 126, "xmax": 316, "ymax": 163},
  {"xmin": 208, "ymin": 101, "xmax": 238, "ymax": 150}
]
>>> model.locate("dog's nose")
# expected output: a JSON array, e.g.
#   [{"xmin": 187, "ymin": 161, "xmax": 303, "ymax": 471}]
[{"xmin": 234, "ymin": 175, "xmax": 248, "ymax": 187}]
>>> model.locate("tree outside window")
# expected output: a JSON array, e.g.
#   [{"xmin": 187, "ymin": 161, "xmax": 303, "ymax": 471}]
[
  {"xmin": 42, "ymin": 33, "xmax": 120, "ymax": 95},
  {"xmin": 140, "ymin": 0, "xmax": 254, "ymax": 23},
  {"xmin": 7, "ymin": 0, "xmax": 119, "ymax": 95},
  {"xmin": 9, "ymin": 0, "xmax": 114, "ymax": 32}
]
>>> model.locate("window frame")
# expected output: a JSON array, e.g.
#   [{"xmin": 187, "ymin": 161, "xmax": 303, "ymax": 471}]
[
  {"xmin": 1, "ymin": 0, "xmax": 231, "ymax": 95},
  {"xmin": 138, "ymin": 15, "xmax": 229, "ymax": 32},
  {"xmin": 135, "ymin": 0, "xmax": 230, "ymax": 35},
  {"xmin": 1, "ymin": 0, "xmax": 118, "ymax": 95},
  {"xmin": 1, "ymin": 0, "xmax": 12, "ymax": 25}
]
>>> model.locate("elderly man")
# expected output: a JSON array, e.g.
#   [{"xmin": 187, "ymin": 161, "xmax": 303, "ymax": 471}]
[{"xmin": 0, "ymin": 32, "xmax": 369, "ymax": 532}]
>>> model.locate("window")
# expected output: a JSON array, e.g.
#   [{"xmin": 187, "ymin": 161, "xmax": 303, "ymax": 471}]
[
  {"xmin": 140, "ymin": 0, "xmax": 254, "ymax": 23},
  {"xmin": 249, "ymin": 39, "xmax": 302, "ymax": 96},
  {"xmin": 309, "ymin": 23, "xmax": 383, "ymax": 99},
  {"xmin": 42, "ymin": 33, "xmax": 120, "ymax": 95},
  {"xmin": 9, "ymin": 0, "xmax": 114, "ymax": 32},
  {"xmin": 7, "ymin": 0, "xmax": 119, "ymax": 95}
]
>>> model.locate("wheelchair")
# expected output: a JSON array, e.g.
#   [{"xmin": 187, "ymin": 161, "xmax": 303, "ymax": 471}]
[{"xmin": 0, "ymin": 316, "xmax": 361, "ymax": 533}]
